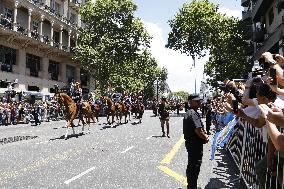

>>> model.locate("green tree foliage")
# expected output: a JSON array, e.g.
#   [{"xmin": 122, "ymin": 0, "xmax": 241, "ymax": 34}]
[
  {"xmin": 168, "ymin": 91, "xmax": 189, "ymax": 101},
  {"xmin": 167, "ymin": 0, "xmax": 250, "ymax": 86},
  {"xmin": 75, "ymin": 0, "xmax": 162, "ymax": 95}
]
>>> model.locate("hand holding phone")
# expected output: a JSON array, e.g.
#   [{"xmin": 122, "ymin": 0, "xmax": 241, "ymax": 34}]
[{"xmin": 269, "ymin": 68, "xmax": 277, "ymax": 85}]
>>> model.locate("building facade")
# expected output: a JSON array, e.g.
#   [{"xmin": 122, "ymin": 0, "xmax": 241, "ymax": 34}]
[
  {"xmin": 0, "ymin": 0, "xmax": 94, "ymax": 96},
  {"xmin": 242, "ymin": 0, "xmax": 284, "ymax": 61}
]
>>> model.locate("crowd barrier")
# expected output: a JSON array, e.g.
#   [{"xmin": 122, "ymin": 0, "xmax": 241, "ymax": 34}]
[{"xmin": 223, "ymin": 116, "xmax": 284, "ymax": 189}]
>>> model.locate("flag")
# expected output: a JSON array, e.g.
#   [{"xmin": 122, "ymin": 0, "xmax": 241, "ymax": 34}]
[{"xmin": 210, "ymin": 117, "xmax": 239, "ymax": 160}]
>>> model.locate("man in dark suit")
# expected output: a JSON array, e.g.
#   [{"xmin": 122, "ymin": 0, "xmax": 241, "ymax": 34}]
[{"xmin": 183, "ymin": 94, "xmax": 209, "ymax": 189}]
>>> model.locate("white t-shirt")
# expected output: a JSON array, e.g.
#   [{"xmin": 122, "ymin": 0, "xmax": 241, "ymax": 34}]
[
  {"xmin": 243, "ymin": 98, "xmax": 268, "ymax": 141},
  {"xmin": 275, "ymin": 96, "xmax": 284, "ymax": 109}
]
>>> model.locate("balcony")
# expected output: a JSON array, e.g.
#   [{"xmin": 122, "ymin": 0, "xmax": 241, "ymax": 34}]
[
  {"xmin": 0, "ymin": 17, "xmax": 13, "ymax": 30},
  {"xmin": 243, "ymin": 25, "xmax": 253, "ymax": 40},
  {"xmin": 241, "ymin": 0, "xmax": 250, "ymax": 7},
  {"xmin": 242, "ymin": 10, "xmax": 252, "ymax": 21},
  {"xmin": 254, "ymin": 23, "xmax": 284, "ymax": 59},
  {"xmin": 252, "ymin": 28, "xmax": 266, "ymax": 42},
  {"xmin": 252, "ymin": 0, "xmax": 270, "ymax": 21},
  {"xmin": 69, "ymin": 0, "xmax": 81, "ymax": 11},
  {"xmin": 278, "ymin": 0, "xmax": 284, "ymax": 9}
]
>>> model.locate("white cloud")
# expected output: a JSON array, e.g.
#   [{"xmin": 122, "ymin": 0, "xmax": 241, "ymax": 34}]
[
  {"xmin": 218, "ymin": 7, "xmax": 242, "ymax": 19},
  {"xmin": 144, "ymin": 22, "xmax": 208, "ymax": 94}
]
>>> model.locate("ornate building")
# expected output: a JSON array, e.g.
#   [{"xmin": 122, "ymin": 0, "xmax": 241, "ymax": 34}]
[
  {"xmin": 0, "ymin": 0, "xmax": 94, "ymax": 96},
  {"xmin": 242, "ymin": 0, "xmax": 284, "ymax": 61}
]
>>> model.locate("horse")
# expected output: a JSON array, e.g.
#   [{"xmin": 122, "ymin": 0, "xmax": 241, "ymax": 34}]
[
  {"xmin": 137, "ymin": 101, "xmax": 145, "ymax": 123},
  {"xmin": 92, "ymin": 103, "xmax": 101, "ymax": 123},
  {"xmin": 134, "ymin": 101, "xmax": 144, "ymax": 123},
  {"xmin": 117, "ymin": 101, "xmax": 131, "ymax": 124},
  {"xmin": 103, "ymin": 96, "xmax": 116, "ymax": 124},
  {"xmin": 53, "ymin": 92, "xmax": 92, "ymax": 139}
]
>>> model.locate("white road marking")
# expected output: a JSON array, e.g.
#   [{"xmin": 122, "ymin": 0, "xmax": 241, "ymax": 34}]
[
  {"xmin": 64, "ymin": 167, "xmax": 96, "ymax": 185},
  {"xmin": 121, "ymin": 146, "xmax": 134, "ymax": 153},
  {"xmin": 36, "ymin": 141, "xmax": 49, "ymax": 145},
  {"xmin": 146, "ymin": 136, "xmax": 153, "ymax": 140}
]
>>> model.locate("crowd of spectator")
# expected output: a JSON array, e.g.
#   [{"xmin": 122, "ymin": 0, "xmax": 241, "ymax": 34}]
[
  {"xmin": 0, "ymin": 100, "xmax": 64, "ymax": 126},
  {"xmin": 207, "ymin": 52, "xmax": 284, "ymax": 189}
]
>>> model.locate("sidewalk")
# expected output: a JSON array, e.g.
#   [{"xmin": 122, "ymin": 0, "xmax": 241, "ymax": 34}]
[{"xmin": 198, "ymin": 119, "xmax": 246, "ymax": 189}]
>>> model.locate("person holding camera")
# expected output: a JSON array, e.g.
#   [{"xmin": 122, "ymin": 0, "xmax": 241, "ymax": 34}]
[
  {"xmin": 158, "ymin": 97, "xmax": 170, "ymax": 138},
  {"xmin": 183, "ymin": 94, "xmax": 209, "ymax": 189},
  {"xmin": 239, "ymin": 76, "xmax": 279, "ymax": 189},
  {"xmin": 261, "ymin": 52, "xmax": 284, "ymax": 86},
  {"xmin": 258, "ymin": 103, "xmax": 284, "ymax": 188}
]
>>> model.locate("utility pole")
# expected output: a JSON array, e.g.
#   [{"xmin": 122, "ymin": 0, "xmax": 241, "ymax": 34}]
[
  {"xmin": 156, "ymin": 78, "xmax": 159, "ymax": 101},
  {"xmin": 192, "ymin": 56, "xmax": 197, "ymax": 94}
]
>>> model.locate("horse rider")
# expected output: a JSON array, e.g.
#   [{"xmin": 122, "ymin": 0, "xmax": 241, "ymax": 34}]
[
  {"xmin": 112, "ymin": 92, "xmax": 121, "ymax": 104},
  {"xmin": 69, "ymin": 79, "xmax": 75, "ymax": 96},
  {"xmin": 123, "ymin": 95, "xmax": 131, "ymax": 105},
  {"xmin": 71, "ymin": 82, "xmax": 83, "ymax": 119}
]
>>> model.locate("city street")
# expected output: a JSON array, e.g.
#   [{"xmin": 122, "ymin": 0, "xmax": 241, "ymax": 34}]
[
  {"xmin": 0, "ymin": 110, "xmax": 189, "ymax": 188},
  {"xmin": 0, "ymin": 110, "xmax": 244, "ymax": 189}
]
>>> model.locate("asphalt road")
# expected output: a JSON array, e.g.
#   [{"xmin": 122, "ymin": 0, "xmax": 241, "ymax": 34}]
[{"xmin": 0, "ymin": 110, "xmax": 245, "ymax": 189}]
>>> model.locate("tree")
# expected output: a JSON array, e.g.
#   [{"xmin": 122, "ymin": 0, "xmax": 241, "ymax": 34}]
[
  {"xmin": 167, "ymin": 0, "xmax": 250, "ymax": 86},
  {"xmin": 75, "ymin": 0, "xmax": 157, "ymax": 94},
  {"xmin": 168, "ymin": 91, "xmax": 189, "ymax": 101}
]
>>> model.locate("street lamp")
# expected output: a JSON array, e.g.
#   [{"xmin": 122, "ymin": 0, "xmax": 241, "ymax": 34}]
[
  {"xmin": 156, "ymin": 77, "xmax": 159, "ymax": 101},
  {"xmin": 191, "ymin": 56, "xmax": 197, "ymax": 94}
]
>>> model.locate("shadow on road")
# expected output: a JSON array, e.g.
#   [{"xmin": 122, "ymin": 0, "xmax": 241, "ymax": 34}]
[
  {"xmin": 152, "ymin": 135, "xmax": 165, "ymax": 138},
  {"xmin": 204, "ymin": 149, "xmax": 245, "ymax": 189},
  {"xmin": 49, "ymin": 132, "xmax": 85, "ymax": 141}
]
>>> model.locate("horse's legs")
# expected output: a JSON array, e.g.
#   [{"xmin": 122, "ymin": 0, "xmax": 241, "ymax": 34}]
[
  {"xmin": 71, "ymin": 121, "xmax": 75, "ymax": 135},
  {"xmin": 81, "ymin": 114, "xmax": 86, "ymax": 133},
  {"xmin": 65, "ymin": 121, "xmax": 70, "ymax": 139},
  {"xmin": 111, "ymin": 114, "xmax": 114, "ymax": 124},
  {"xmin": 87, "ymin": 113, "xmax": 91, "ymax": 133}
]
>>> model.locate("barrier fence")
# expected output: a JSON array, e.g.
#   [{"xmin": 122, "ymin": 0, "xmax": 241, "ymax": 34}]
[{"xmin": 223, "ymin": 115, "xmax": 284, "ymax": 189}]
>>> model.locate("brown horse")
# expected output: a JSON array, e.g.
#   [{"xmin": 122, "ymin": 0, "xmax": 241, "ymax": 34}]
[
  {"xmin": 90, "ymin": 102, "xmax": 101, "ymax": 123},
  {"xmin": 118, "ymin": 101, "xmax": 131, "ymax": 124},
  {"xmin": 54, "ymin": 92, "xmax": 92, "ymax": 139},
  {"xmin": 136, "ymin": 101, "xmax": 145, "ymax": 123},
  {"xmin": 104, "ymin": 96, "xmax": 124, "ymax": 124}
]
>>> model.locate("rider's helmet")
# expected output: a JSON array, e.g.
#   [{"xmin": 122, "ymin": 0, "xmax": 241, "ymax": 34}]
[
  {"xmin": 138, "ymin": 96, "xmax": 143, "ymax": 101},
  {"xmin": 161, "ymin": 96, "xmax": 167, "ymax": 101}
]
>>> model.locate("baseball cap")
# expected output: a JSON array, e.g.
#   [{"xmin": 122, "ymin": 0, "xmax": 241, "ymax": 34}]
[{"xmin": 188, "ymin": 94, "xmax": 201, "ymax": 101}]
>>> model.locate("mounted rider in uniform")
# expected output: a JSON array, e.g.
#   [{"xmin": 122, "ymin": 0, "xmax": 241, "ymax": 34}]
[{"xmin": 71, "ymin": 82, "xmax": 83, "ymax": 119}]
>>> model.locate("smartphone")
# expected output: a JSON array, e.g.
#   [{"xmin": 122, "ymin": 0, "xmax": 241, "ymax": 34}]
[
  {"xmin": 269, "ymin": 68, "xmax": 277, "ymax": 85},
  {"xmin": 232, "ymin": 100, "xmax": 238, "ymax": 113}
]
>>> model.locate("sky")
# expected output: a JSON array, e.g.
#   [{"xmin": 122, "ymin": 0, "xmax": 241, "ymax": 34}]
[
  {"xmin": 91, "ymin": 0, "xmax": 242, "ymax": 94},
  {"xmin": 132, "ymin": 0, "xmax": 242, "ymax": 94}
]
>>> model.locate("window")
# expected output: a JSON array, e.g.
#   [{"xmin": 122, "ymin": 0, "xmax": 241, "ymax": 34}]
[
  {"xmin": 26, "ymin": 54, "xmax": 41, "ymax": 77},
  {"xmin": 55, "ymin": 2, "xmax": 61, "ymax": 16},
  {"xmin": 80, "ymin": 69, "xmax": 89, "ymax": 86},
  {"xmin": 48, "ymin": 60, "xmax": 60, "ymax": 81},
  {"xmin": 0, "ymin": 45, "xmax": 16, "ymax": 72},
  {"xmin": 53, "ymin": 31, "xmax": 59, "ymax": 43},
  {"xmin": 50, "ymin": 0, "xmax": 55, "ymax": 9},
  {"xmin": 4, "ymin": 8, "xmax": 13, "ymax": 19},
  {"xmin": 32, "ymin": 21, "xmax": 39, "ymax": 31},
  {"xmin": 70, "ymin": 13, "xmax": 76, "ymax": 24},
  {"xmin": 66, "ymin": 65, "xmax": 76, "ymax": 83},
  {"xmin": 269, "ymin": 8, "xmax": 274, "ymax": 25}
]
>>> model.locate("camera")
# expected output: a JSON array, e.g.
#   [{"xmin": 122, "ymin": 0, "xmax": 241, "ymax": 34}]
[
  {"xmin": 270, "ymin": 68, "xmax": 277, "ymax": 85},
  {"xmin": 219, "ymin": 84, "xmax": 242, "ymax": 103},
  {"xmin": 252, "ymin": 69, "xmax": 265, "ymax": 78},
  {"xmin": 259, "ymin": 54, "xmax": 277, "ymax": 70}
]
